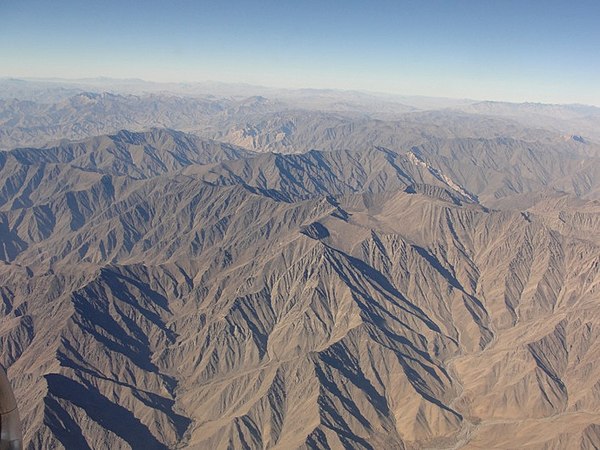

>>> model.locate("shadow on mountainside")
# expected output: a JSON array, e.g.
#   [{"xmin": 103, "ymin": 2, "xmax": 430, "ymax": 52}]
[{"xmin": 45, "ymin": 373, "xmax": 169, "ymax": 449}]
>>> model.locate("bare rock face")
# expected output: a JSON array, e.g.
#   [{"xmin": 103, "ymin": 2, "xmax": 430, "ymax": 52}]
[{"xmin": 1, "ymin": 124, "xmax": 600, "ymax": 449}]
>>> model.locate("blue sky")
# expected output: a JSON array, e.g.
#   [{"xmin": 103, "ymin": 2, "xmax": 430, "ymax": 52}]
[{"xmin": 2, "ymin": 0, "xmax": 599, "ymax": 104}]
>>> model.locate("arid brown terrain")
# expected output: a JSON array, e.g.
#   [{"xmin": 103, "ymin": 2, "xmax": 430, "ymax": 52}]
[{"xmin": 1, "ymin": 82, "xmax": 600, "ymax": 449}]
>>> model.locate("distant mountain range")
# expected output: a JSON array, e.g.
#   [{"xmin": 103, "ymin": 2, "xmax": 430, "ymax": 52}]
[{"xmin": 1, "ymin": 78, "xmax": 599, "ymax": 150}]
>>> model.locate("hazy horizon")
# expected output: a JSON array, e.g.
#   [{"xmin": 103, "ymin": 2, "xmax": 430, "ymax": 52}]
[
  {"xmin": 3, "ymin": 75, "xmax": 600, "ymax": 109},
  {"xmin": 2, "ymin": 1, "xmax": 599, "ymax": 106}
]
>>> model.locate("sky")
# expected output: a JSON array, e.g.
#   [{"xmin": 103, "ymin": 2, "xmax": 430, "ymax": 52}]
[{"xmin": 1, "ymin": 0, "xmax": 600, "ymax": 105}]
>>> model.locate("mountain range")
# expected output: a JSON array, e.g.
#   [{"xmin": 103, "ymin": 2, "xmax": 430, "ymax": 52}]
[
  {"xmin": 2, "ymin": 78, "xmax": 600, "ymax": 151},
  {"xmin": 0, "ymin": 118, "xmax": 600, "ymax": 449},
  {"xmin": 1, "ymin": 81, "xmax": 600, "ymax": 449}
]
